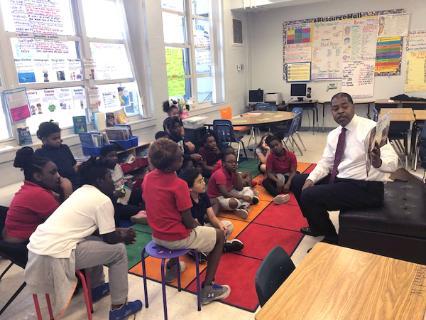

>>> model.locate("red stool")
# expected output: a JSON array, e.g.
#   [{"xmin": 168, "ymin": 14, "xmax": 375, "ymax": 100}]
[{"xmin": 32, "ymin": 270, "xmax": 93, "ymax": 320}]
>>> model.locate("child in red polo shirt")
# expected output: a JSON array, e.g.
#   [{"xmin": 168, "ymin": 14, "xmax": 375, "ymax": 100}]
[
  {"xmin": 262, "ymin": 135, "xmax": 297, "ymax": 204},
  {"xmin": 3, "ymin": 147, "xmax": 70, "ymax": 243},
  {"xmin": 142, "ymin": 138, "xmax": 230, "ymax": 305},
  {"xmin": 207, "ymin": 152, "xmax": 259, "ymax": 220}
]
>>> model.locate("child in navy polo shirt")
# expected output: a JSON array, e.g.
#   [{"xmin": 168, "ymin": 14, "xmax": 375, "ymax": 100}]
[
  {"xmin": 35, "ymin": 121, "xmax": 79, "ymax": 189},
  {"xmin": 142, "ymin": 138, "xmax": 230, "ymax": 305},
  {"xmin": 179, "ymin": 167, "xmax": 244, "ymax": 260},
  {"xmin": 262, "ymin": 135, "xmax": 297, "ymax": 204}
]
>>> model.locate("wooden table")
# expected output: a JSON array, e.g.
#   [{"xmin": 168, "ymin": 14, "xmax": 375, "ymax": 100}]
[
  {"xmin": 255, "ymin": 243, "xmax": 426, "ymax": 320},
  {"xmin": 205, "ymin": 111, "xmax": 293, "ymax": 127}
]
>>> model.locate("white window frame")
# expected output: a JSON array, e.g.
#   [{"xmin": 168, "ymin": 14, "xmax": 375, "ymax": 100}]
[
  {"xmin": 162, "ymin": 0, "xmax": 224, "ymax": 108},
  {"xmin": 0, "ymin": 0, "xmax": 144, "ymax": 143}
]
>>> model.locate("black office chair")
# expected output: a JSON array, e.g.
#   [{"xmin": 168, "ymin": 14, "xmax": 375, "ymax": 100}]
[
  {"xmin": 255, "ymin": 246, "xmax": 295, "ymax": 307},
  {"xmin": 0, "ymin": 206, "xmax": 28, "ymax": 316}
]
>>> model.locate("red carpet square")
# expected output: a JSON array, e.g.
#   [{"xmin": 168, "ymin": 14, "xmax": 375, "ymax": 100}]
[
  {"xmin": 254, "ymin": 199, "xmax": 308, "ymax": 232},
  {"xmin": 186, "ymin": 253, "xmax": 262, "ymax": 312},
  {"xmin": 237, "ymin": 223, "xmax": 303, "ymax": 260}
]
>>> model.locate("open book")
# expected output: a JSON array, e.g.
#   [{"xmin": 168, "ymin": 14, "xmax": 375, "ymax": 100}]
[{"xmin": 365, "ymin": 114, "xmax": 390, "ymax": 176}]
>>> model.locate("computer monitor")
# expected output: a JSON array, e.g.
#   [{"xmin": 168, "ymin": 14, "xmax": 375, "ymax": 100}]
[
  {"xmin": 290, "ymin": 83, "xmax": 307, "ymax": 98},
  {"xmin": 249, "ymin": 89, "xmax": 264, "ymax": 103}
]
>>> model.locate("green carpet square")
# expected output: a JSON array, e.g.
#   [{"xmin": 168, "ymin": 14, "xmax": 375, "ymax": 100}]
[{"xmin": 126, "ymin": 231, "xmax": 152, "ymax": 268}]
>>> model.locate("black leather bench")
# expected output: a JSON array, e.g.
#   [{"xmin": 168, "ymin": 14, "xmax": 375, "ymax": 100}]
[{"xmin": 339, "ymin": 176, "xmax": 426, "ymax": 264}]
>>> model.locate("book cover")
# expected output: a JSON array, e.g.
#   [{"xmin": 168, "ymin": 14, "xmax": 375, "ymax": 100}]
[
  {"xmin": 93, "ymin": 112, "xmax": 106, "ymax": 131},
  {"xmin": 106, "ymin": 112, "xmax": 115, "ymax": 127},
  {"xmin": 17, "ymin": 127, "xmax": 33, "ymax": 146},
  {"xmin": 114, "ymin": 108, "xmax": 128, "ymax": 124},
  {"xmin": 72, "ymin": 116, "xmax": 87, "ymax": 134}
]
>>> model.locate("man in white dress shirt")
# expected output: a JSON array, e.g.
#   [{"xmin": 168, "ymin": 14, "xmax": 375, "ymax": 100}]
[{"xmin": 291, "ymin": 92, "xmax": 398, "ymax": 244}]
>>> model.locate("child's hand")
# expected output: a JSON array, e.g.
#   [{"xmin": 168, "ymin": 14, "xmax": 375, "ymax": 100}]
[
  {"xmin": 190, "ymin": 153, "xmax": 203, "ymax": 162},
  {"xmin": 218, "ymin": 222, "xmax": 228, "ymax": 234},
  {"xmin": 117, "ymin": 228, "xmax": 136, "ymax": 244}
]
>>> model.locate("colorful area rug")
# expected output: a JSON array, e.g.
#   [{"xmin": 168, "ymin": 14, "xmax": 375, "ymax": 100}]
[{"xmin": 125, "ymin": 161, "xmax": 315, "ymax": 312}]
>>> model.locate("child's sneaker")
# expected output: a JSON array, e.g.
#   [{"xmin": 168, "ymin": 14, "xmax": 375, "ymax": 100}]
[
  {"xmin": 223, "ymin": 239, "xmax": 244, "ymax": 252},
  {"xmin": 165, "ymin": 261, "xmax": 186, "ymax": 283},
  {"xmin": 273, "ymin": 194, "xmax": 290, "ymax": 205},
  {"xmin": 130, "ymin": 210, "xmax": 148, "ymax": 225},
  {"xmin": 201, "ymin": 283, "xmax": 231, "ymax": 305},
  {"xmin": 251, "ymin": 196, "xmax": 260, "ymax": 205},
  {"xmin": 91, "ymin": 282, "xmax": 110, "ymax": 302},
  {"xmin": 109, "ymin": 300, "xmax": 143, "ymax": 320},
  {"xmin": 234, "ymin": 208, "xmax": 248, "ymax": 219}
]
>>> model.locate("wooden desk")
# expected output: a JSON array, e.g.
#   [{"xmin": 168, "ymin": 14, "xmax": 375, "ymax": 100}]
[
  {"xmin": 379, "ymin": 108, "xmax": 415, "ymax": 122},
  {"xmin": 256, "ymin": 243, "xmax": 426, "ymax": 320},
  {"xmin": 205, "ymin": 111, "xmax": 293, "ymax": 127}
]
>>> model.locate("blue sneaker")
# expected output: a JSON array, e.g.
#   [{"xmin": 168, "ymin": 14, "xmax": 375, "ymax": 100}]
[
  {"xmin": 109, "ymin": 300, "xmax": 143, "ymax": 320},
  {"xmin": 91, "ymin": 283, "xmax": 110, "ymax": 302}
]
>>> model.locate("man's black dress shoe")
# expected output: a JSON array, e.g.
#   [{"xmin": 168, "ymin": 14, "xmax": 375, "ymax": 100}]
[{"xmin": 300, "ymin": 227, "xmax": 323, "ymax": 237}]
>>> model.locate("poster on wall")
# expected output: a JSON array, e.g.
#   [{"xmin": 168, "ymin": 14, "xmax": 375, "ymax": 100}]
[
  {"xmin": 343, "ymin": 17, "xmax": 378, "ymax": 62},
  {"xmin": 377, "ymin": 13, "xmax": 410, "ymax": 37},
  {"xmin": 285, "ymin": 62, "xmax": 311, "ymax": 82},
  {"xmin": 286, "ymin": 23, "xmax": 311, "ymax": 44},
  {"xmin": 341, "ymin": 60, "xmax": 375, "ymax": 98},
  {"xmin": 407, "ymin": 31, "xmax": 426, "ymax": 51},
  {"xmin": 284, "ymin": 43, "xmax": 312, "ymax": 63},
  {"xmin": 2, "ymin": 87, "xmax": 31, "ymax": 122},
  {"xmin": 375, "ymin": 36, "xmax": 402, "ymax": 76},
  {"xmin": 405, "ymin": 51, "xmax": 426, "ymax": 92},
  {"xmin": 311, "ymin": 22, "xmax": 344, "ymax": 80}
]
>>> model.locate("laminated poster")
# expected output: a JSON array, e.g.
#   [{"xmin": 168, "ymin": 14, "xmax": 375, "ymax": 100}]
[{"xmin": 375, "ymin": 36, "xmax": 402, "ymax": 76}]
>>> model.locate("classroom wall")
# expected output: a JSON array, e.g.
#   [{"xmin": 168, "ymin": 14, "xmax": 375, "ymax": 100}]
[
  {"xmin": 247, "ymin": 0, "xmax": 426, "ymax": 126},
  {"xmin": 0, "ymin": 0, "xmax": 250, "ymax": 188}
]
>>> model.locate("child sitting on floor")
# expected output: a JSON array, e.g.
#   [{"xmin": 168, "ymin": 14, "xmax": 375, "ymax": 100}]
[
  {"xmin": 179, "ymin": 167, "xmax": 244, "ymax": 260},
  {"xmin": 207, "ymin": 151, "xmax": 259, "ymax": 220},
  {"xmin": 34, "ymin": 121, "xmax": 79, "ymax": 189},
  {"xmin": 163, "ymin": 116, "xmax": 202, "ymax": 169},
  {"xmin": 142, "ymin": 138, "xmax": 230, "ymax": 304},
  {"xmin": 255, "ymin": 133, "xmax": 272, "ymax": 174},
  {"xmin": 99, "ymin": 145, "xmax": 147, "ymax": 225},
  {"xmin": 262, "ymin": 134, "xmax": 297, "ymax": 204},
  {"xmin": 198, "ymin": 134, "xmax": 222, "ymax": 177}
]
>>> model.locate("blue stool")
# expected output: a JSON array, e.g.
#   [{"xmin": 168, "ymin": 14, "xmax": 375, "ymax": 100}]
[{"xmin": 141, "ymin": 241, "xmax": 201, "ymax": 320}]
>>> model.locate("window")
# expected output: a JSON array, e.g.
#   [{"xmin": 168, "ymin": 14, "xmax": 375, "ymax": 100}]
[
  {"xmin": 0, "ymin": 0, "xmax": 142, "ymax": 140},
  {"xmin": 161, "ymin": 0, "xmax": 223, "ymax": 106},
  {"xmin": 81, "ymin": 0, "xmax": 141, "ymax": 116}
]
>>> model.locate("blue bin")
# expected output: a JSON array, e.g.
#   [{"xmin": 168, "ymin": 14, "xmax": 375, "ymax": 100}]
[
  {"xmin": 110, "ymin": 136, "xmax": 138, "ymax": 150},
  {"xmin": 82, "ymin": 146, "xmax": 103, "ymax": 157}
]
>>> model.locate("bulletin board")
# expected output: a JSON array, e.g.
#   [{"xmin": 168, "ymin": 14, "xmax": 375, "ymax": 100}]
[{"xmin": 282, "ymin": 9, "xmax": 411, "ymax": 98}]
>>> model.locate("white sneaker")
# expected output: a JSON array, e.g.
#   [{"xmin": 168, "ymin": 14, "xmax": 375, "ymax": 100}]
[{"xmin": 273, "ymin": 194, "xmax": 290, "ymax": 205}]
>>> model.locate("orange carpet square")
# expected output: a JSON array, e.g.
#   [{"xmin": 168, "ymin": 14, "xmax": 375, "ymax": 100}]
[
  {"xmin": 297, "ymin": 162, "xmax": 311, "ymax": 173},
  {"xmin": 129, "ymin": 255, "xmax": 207, "ymax": 288},
  {"xmin": 219, "ymin": 217, "xmax": 249, "ymax": 239}
]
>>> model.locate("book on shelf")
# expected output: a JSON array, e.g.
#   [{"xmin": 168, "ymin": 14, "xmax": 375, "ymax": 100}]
[
  {"xmin": 93, "ymin": 112, "xmax": 106, "ymax": 131},
  {"xmin": 106, "ymin": 112, "xmax": 115, "ymax": 127},
  {"xmin": 17, "ymin": 127, "xmax": 33, "ymax": 146},
  {"xmin": 72, "ymin": 116, "xmax": 87, "ymax": 134},
  {"xmin": 105, "ymin": 126, "xmax": 131, "ymax": 141},
  {"xmin": 114, "ymin": 108, "xmax": 128, "ymax": 124}
]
